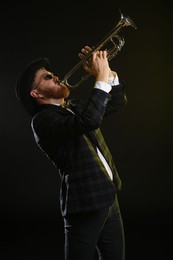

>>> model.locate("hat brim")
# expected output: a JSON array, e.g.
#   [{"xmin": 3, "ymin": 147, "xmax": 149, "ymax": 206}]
[{"xmin": 15, "ymin": 58, "xmax": 51, "ymax": 116}]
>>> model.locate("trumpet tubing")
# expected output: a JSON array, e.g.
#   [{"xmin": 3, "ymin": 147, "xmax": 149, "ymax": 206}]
[{"xmin": 61, "ymin": 11, "xmax": 137, "ymax": 89}]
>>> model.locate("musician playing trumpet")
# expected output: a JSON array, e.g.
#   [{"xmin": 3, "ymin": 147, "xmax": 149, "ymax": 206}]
[{"xmin": 15, "ymin": 45, "xmax": 127, "ymax": 260}]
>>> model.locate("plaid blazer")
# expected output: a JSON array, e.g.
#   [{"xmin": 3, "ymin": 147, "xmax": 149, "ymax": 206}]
[{"xmin": 31, "ymin": 83, "xmax": 127, "ymax": 217}]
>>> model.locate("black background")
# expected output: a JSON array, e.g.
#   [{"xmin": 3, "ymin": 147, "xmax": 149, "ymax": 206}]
[{"xmin": 0, "ymin": 0, "xmax": 172, "ymax": 259}]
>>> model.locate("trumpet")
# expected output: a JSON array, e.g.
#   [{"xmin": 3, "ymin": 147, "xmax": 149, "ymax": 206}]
[{"xmin": 61, "ymin": 11, "xmax": 137, "ymax": 89}]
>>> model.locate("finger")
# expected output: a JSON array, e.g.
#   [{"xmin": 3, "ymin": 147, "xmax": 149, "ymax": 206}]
[
  {"xmin": 81, "ymin": 46, "xmax": 92, "ymax": 55},
  {"xmin": 102, "ymin": 50, "xmax": 108, "ymax": 58},
  {"xmin": 84, "ymin": 46, "xmax": 92, "ymax": 52},
  {"xmin": 78, "ymin": 53, "xmax": 85, "ymax": 59},
  {"xmin": 95, "ymin": 51, "xmax": 102, "ymax": 58},
  {"xmin": 92, "ymin": 52, "xmax": 97, "ymax": 62},
  {"xmin": 98, "ymin": 50, "xmax": 107, "ymax": 59},
  {"xmin": 78, "ymin": 53, "xmax": 91, "ymax": 70}
]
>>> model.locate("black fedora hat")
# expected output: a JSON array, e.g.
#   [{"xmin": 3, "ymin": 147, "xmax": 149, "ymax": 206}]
[{"xmin": 15, "ymin": 58, "xmax": 51, "ymax": 116}]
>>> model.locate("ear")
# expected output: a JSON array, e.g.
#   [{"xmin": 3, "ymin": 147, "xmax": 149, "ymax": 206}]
[{"xmin": 30, "ymin": 89, "xmax": 43, "ymax": 98}]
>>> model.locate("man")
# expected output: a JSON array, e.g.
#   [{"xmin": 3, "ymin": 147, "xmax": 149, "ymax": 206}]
[{"xmin": 15, "ymin": 46, "xmax": 127, "ymax": 260}]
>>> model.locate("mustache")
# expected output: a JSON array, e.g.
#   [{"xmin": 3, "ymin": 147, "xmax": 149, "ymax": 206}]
[{"xmin": 55, "ymin": 79, "xmax": 68, "ymax": 88}]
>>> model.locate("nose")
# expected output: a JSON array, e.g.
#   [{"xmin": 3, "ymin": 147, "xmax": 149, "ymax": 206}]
[
  {"xmin": 53, "ymin": 74, "xmax": 61, "ymax": 85},
  {"xmin": 53, "ymin": 73, "xmax": 58, "ymax": 80}
]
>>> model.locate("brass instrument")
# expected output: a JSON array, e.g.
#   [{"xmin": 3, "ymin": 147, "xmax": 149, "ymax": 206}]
[{"xmin": 61, "ymin": 11, "xmax": 137, "ymax": 89}]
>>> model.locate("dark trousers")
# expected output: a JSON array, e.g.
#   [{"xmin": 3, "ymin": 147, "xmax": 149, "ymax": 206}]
[{"xmin": 63, "ymin": 196, "xmax": 125, "ymax": 260}]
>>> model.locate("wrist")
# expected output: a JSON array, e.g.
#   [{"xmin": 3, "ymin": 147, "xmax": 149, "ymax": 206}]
[{"xmin": 96, "ymin": 74, "xmax": 109, "ymax": 83}]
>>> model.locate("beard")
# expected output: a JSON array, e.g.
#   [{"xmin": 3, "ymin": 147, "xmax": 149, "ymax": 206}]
[{"xmin": 43, "ymin": 84, "xmax": 70, "ymax": 99}]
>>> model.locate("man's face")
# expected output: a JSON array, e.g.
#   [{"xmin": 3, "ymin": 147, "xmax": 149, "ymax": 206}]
[{"xmin": 31, "ymin": 68, "xmax": 70, "ymax": 100}]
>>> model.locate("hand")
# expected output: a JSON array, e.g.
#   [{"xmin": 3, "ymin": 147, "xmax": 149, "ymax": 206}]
[
  {"xmin": 109, "ymin": 70, "xmax": 117, "ymax": 78},
  {"xmin": 78, "ymin": 46, "xmax": 110, "ymax": 83}
]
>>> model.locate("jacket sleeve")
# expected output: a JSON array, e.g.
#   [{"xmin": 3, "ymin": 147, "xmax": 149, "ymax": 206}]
[
  {"xmin": 104, "ymin": 80, "xmax": 127, "ymax": 117},
  {"xmin": 32, "ymin": 88, "xmax": 112, "ymax": 143}
]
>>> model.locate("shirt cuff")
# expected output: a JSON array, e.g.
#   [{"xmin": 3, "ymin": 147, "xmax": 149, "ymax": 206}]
[
  {"xmin": 108, "ymin": 75, "xmax": 119, "ymax": 86},
  {"xmin": 94, "ymin": 81, "xmax": 112, "ymax": 93}
]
